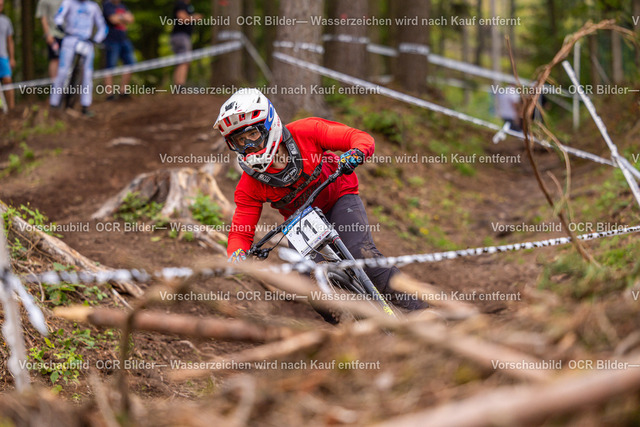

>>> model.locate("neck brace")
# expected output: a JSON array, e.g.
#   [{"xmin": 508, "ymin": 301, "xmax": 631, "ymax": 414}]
[{"xmin": 239, "ymin": 127, "xmax": 304, "ymax": 188}]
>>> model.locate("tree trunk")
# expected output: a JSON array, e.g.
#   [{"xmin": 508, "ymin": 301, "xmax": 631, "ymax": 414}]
[
  {"xmin": 611, "ymin": 30, "xmax": 623, "ymax": 84},
  {"xmin": 589, "ymin": 35, "xmax": 600, "ymax": 87},
  {"xmin": 367, "ymin": 0, "xmax": 391, "ymax": 79},
  {"xmin": 490, "ymin": 0, "xmax": 500, "ymax": 84},
  {"xmin": 436, "ymin": 0, "xmax": 445, "ymax": 55},
  {"xmin": 634, "ymin": 0, "xmax": 640, "ymax": 70},
  {"xmin": 324, "ymin": 0, "xmax": 368, "ymax": 78},
  {"xmin": 264, "ymin": 0, "xmax": 279, "ymax": 69},
  {"xmin": 392, "ymin": 0, "xmax": 430, "ymax": 93},
  {"xmin": 91, "ymin": 164, "xmax": 233, "ymax": 255},
  {"xmin": 547, "ymin": 0, "xmax": 556, "ymax": 37},
  {"xmin": 462, "ymin": 24, "xmax": 470, "ymax": 104},
  {"xmin": 508, "ymin": 0, "xmax": 516, "ymax": 56},
  {"xmin": 474, "ymin": 0, "xmax": 484, "ymax": 65},
  {"xmin": 242, "ymin": 0, "xmax": 257, "ymax": 84},
  {"xmin": 211, "ymin": 0, "xmax": 243, "ymax": 87},
  {"xmin": 21, "ymin": 0, "xmax": 34, "ymax": 82},
  {"xmin": 272, "ymin": 0, "xmax": 328, "ymax": 122}
]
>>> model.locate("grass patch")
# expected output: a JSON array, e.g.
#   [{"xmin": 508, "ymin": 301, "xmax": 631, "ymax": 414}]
[
  {"xmin": 578, "ymin": 149, "xmax": 640, "ymax": 223},
  {"xmin": 1, "ymin": 142, "xmax": 39, "ymax": 177},
  {"xmin": 538, "ymin": 238, "xmax": 640, "ymax": 300},
  {"xmin": 41, "ymin": 263, "xmax": 110, "ymax": 306},
  {"xmin": 28, "ymin": 326, "xmax": 118, "ymax": 389},
  {"xmin": 362, "ymin": 110, "xmax": 404, "ymax": 145},
  {"xmin": 323, "ymin": 78, "xmax": 358, "ymax": 118},
  {"xmin": 2, "ymin": 202, "xmax": 61, "ymax": 239},
  {"xmin": 114, "ymin": 192, "xmax": 166, "ymax": 225},
  {"xmin": 7, "ymin": 117, "xmax": 65, "ymax": 143},
  {"xmin": 371, "ymin": 205, "xmax": 397, "ymax": 228}
]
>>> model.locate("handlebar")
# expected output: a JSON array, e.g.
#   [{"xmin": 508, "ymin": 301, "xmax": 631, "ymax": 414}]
[
  {"xmin": 62, "ymin": 29, "xmax": 100, "ymax": 45},
  {"xmin": 246, "ymin": 164, "xmax": 347, "ymax": 259}
]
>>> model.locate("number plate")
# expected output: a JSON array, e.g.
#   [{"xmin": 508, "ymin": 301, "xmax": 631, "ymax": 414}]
[{"xmin": 285, "ymin": 208, "xmax": 331, "ymax": 256}]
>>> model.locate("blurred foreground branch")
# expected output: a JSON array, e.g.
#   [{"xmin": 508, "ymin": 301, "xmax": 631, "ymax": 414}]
[
  {"xmin": 376, "ymin": 353, "xmax": 640, "ymax": 427},
  {"xmin": 54, "ymin": 305, "xmax": 296, "ymax": 342}
]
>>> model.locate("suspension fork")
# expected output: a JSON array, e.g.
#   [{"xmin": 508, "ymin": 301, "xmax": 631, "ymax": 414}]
[
  {"xmin": 330, "ymin": 235, "xmax": 394, "ymax": 309},
  {"xmin": 317, "ymin": 233, "xmax": 377, "ymax": 294},
  {"xmin": 311, "ymin": 224, "xmax": 397, "ymax": 318}
]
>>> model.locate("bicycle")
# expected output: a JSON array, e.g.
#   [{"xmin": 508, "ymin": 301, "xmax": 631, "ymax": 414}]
[
  {"xmin": 246, "ymin": 162, "xmax": 399, "ymax": 323},
  {"xmin": 60, "ymin": 35, "xmax": 94, "ymax": 110}
]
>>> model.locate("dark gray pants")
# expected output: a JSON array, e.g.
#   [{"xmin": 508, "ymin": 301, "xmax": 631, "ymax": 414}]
[{"xmin": 323, "ymin": 194, "xmax": 398, "ymax": 294}]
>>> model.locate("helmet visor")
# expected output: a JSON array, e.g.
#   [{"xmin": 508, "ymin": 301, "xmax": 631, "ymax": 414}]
[{"xmin": 227, "ymin": 125, "xmax": 267, "ymax": 154}]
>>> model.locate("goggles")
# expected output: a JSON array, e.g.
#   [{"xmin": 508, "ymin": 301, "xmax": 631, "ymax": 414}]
[{"xmin": 226, "ymin": 124, "xmax": 268, "ymax": 154}]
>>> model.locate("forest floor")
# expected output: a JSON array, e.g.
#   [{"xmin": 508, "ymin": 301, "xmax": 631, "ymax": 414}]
[{"xmin": 0, "ymin": 90, "xmax": 640, "ymax": 426}]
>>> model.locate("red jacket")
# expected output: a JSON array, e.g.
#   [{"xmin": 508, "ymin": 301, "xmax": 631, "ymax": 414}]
[{"xmin": 227, "ymin": 117, "xmax": 374, "ymax": 256}]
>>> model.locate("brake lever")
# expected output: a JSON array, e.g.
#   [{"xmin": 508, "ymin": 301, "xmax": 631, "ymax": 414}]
[{"xmin": 248, "ymin": 247, "xmax": 272, "ymax": 261}]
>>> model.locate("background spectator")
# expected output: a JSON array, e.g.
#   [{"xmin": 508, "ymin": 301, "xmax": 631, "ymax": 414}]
[
  {"xmin": 50, "ymin": 0, "xmax": 107, "ymax": 116},
  {"xmin": 103, "ymin": 0, "xmax": 135, "ymax": 100},
  {"xmin": 495, "ymin": 85, "xmax": 523, "ymax": 132},
  {"xmin": 36, "ymin": 0, "xmax": 64, "ymax": 79},
  {"xmin": 170, "ymin": 0, "xmax": 201, "ymax": 88},
  {"xmin": 0, "ymin": 0, "xmax": 14, "ymax": 109}
]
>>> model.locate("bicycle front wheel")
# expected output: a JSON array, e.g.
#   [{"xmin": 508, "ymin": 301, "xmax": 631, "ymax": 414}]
[{"xmin": 312, "ymin": 262, "xmax": 399, "ymax": 323}]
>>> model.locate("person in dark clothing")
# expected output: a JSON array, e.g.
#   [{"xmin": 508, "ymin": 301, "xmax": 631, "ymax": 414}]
[
  {"xmin": 103, "ymin": 0, "xmax": 135, "ymax": 100},
  {"xmin": 170, "ymin": 0, "xmax": 201, "ymax": 87}
]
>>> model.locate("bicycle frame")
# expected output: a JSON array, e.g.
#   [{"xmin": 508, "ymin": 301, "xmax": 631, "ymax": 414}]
[{"xmin": 247, "ymin": 165, "xmax": 397, "ymax": 317}]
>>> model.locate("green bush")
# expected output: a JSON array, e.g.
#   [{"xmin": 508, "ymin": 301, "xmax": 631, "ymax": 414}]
[{"xmin": 189, "ymin": 193, "xmax": 223, "ymax": 226}]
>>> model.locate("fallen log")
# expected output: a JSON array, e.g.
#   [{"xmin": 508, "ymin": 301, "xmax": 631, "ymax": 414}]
[
  {"xmin": 0, "ymin": 202, "xmax": 143, "ymax": 296},
  {"xmin": 54, "ymin": 305, "xmax": 296, "ymax": 342}
]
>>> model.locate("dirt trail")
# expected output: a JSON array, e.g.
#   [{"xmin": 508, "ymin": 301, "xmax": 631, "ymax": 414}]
[{"xmin": 0, "ymin": 93, "xmax": 602, "ymax": 314}]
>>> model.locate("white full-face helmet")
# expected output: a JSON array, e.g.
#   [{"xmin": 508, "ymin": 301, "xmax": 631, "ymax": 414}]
[{"xmin": 214, "ymin": 88, "xmax": 283, "ymax": 173}]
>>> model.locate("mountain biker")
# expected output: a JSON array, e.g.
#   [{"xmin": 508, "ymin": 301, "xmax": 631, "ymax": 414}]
[
  {"xmin": 49, "ymin": 0, "xmax": 107, "ymax": 117},
  {"xmin": 215, "ymin": 88, "xmax": 426, "ymax": 311}
]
